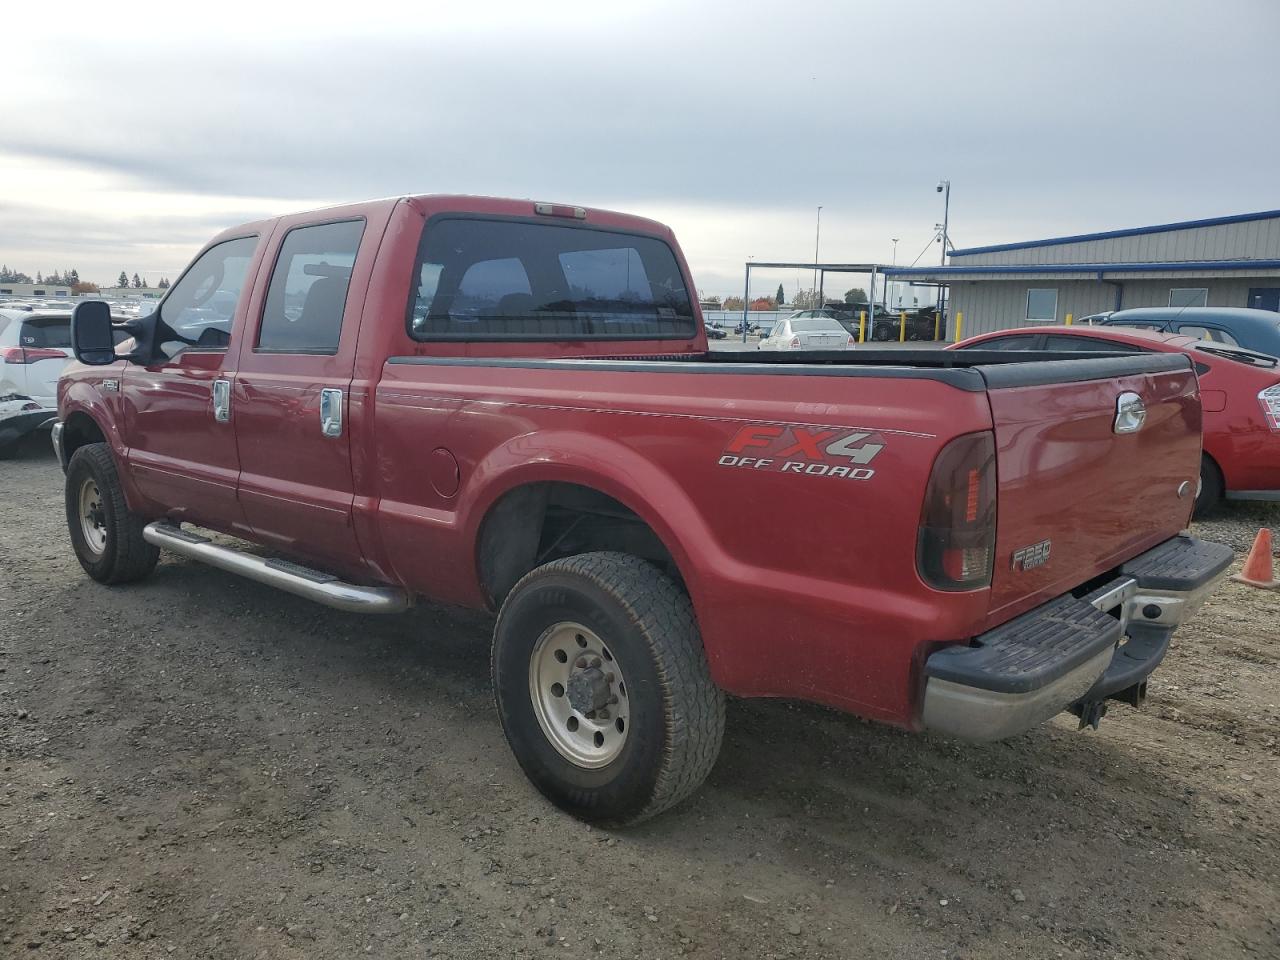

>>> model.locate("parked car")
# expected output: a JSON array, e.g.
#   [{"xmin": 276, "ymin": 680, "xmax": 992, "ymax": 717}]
[
  {"xmin": 950, "ymin": 325, "xmax": 1280, "ymax": 514},
  {"xmin": 871, "ymin": 309, "xmax": 938, "ymax": 342},
  {"xmin": 757, "ymin": 312, "xmax": 855, "ymax": 350},
  {"xmin": 704, "ymin": 322, "xmax": 727, "ymax": 340},
  {"xmin": 1097, "ymin": 307, "xmax": 1280, "ymax": 357},
  {"xmin": 0, "ymin": 307, "xmax": 72, "ymax": 455},
  {"xmin": 57, "ymin": 194, "xmax": 1230, "ymax": 824}
]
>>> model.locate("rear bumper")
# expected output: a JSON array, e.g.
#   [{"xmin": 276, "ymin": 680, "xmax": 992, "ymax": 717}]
[{"xmin": 921, "ymin": 534, "xmax": 1232, "ymax": 740}]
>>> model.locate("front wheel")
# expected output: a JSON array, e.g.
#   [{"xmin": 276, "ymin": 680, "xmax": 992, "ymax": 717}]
[
  {"xmin": 65, "ymin": 443, "xmax": 159, "ymax": 584},
  {"xmin": 492, "ymin": 552, "xmax": 725, "ymax": 825}
]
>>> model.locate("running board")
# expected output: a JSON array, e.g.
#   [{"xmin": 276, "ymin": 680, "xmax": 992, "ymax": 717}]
[{"xmin": 142, "ymin": 521, "xmax": 411, "ymax": 614}]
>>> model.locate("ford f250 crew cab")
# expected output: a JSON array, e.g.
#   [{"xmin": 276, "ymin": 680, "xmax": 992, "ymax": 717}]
[{"xmin": 56, "ymin": 195, "xmax": 1232, "ymax": 824}]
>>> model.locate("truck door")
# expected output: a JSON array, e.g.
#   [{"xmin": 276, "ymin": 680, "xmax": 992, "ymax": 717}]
[
  {"xmin": 231, "ymin": 214, "xmax": 380, "ymax": 575},
  {"xmin": 122, "ymin": 234, "xmax": 263, "ymax": 536}
]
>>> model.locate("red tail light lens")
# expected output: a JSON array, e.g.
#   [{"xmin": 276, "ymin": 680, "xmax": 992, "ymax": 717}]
[
  {"xmin": 0, "ymin": 346, "xmax": 67, "ymax": 364},
  {"xmin": 789, "ymin": 336, "xmax": 801, "ymax": 349},
  {"xmin": 1260, "ymin": 384, "xmax": 1280, "ymax": 431},
  {"xmin": 917, "ymin": 431, "xmax": 997, "ymax": 591}
]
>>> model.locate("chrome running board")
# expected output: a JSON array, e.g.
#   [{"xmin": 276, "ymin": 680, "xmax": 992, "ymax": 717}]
[{"xmin": 142, "ymin": 521, "xmax": 411, "ymax": 614}]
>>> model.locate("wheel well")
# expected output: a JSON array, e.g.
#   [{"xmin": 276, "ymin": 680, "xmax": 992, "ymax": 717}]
[
  {"xmin": 61, "ymin": 411, "xmax": 107, "ymax": 462},
  {"xmin": 476, "ymin": 482, "xmax": 681, "ymax": 608}
]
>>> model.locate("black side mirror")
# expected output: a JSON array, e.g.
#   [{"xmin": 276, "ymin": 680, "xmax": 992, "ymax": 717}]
[
  {"xmin": 72, "ymin": 300, "xmax": 159, "ymax": 366},
  {"xmin": 71, "ymin": 301, "xmax": 118, "ymax": 365}
]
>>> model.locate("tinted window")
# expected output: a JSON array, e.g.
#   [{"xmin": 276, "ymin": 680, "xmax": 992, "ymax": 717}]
[
  {"xmin": 1106, "ymin": 320, "xmax": 1164, "ymax": 330},
  {"xmin": 158, "ymin": 236, "xmax": 258, "ymax": 351},
  {"xmin": 408, "ymin": 219, "xmax": 695, "ymax": 340},
  {"xmin": 259, "ymin": 220, "xmax": 365, "ymax": 354},
  {"xmin": 960, "ymin": 335, "xmax": 1039, "ymax": 350},
  {"xmin": 1043, "ymin": 334, "xmax": 1141, "ymax": 352},
  {"xmin": 19, "ymin": 317, "xmax": 71, "ymax": 348}
]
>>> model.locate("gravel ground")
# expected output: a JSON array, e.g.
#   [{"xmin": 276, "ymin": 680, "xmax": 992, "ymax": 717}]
[{"xmin": 2, "ymin": 432, "xmax": 1278, "ymax": 959}]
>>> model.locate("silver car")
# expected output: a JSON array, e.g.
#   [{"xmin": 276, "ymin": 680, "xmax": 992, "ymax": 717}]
[{"xmin": 758, "ymin": 313, "xmax": 854, "ymax": 351}]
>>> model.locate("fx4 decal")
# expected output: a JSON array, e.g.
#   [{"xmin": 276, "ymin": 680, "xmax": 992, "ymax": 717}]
[{"xmin": 717, "ymin": 424, "xmax": 885, "ymax": 481}]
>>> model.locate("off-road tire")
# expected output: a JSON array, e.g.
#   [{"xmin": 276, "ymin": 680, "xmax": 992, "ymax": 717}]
[
  {"xmin": 492, "ymin": 552, "xmax": 725, "ymax": 826},
  {"xmin": 65, "ymin": 442, "xmax": 159, "ymax": 584},
  {"xmin": 1194, "ymin": 454, "xmax": 1223, "ymax": 518}
]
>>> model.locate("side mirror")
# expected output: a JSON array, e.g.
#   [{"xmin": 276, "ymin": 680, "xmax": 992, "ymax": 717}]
[{"xmin": 71, "ymin": 301, "xmax": 118, "ymax": 365}]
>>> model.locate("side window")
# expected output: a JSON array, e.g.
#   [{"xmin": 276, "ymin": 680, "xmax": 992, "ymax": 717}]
[
  {"xmin": 157, "ymin": 236, "xmax": 258, "ymax": 351},
  {"xmin": 1175, "ymin": 324, "xmax": 1213, "ymax": 342},
  {"xmin": 258, "ymin": 219, "xmax": 365, "ymax": 354},
  {"xmin": 1043, "ymin": 334, "xmax": 1140, "ymax": 352},
  {"xmin": 1181, "ymin": 325, "xmax": 1239, "ymax": 346}
]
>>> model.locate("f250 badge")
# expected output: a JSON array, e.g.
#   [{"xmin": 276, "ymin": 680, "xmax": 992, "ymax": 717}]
[
  {"xmin": 717, "ymin": 425, "xmax": 884, "ymax": 481},
  {"xmin": 1011, "ymin": 539, "xmax": 1052, "ymax": 571}
]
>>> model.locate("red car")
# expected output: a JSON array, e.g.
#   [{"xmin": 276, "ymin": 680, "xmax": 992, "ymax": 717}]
[
  {"xmin": 56, "ymin": 196, "xmax": 1231, "ymax": 823},
  {"xmin": 951, "ymin": 325, "xmax": 1280, "ymax": 514}
]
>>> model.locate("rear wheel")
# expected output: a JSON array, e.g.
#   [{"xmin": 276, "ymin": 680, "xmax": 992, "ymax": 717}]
[
  {"xmin": 1194, "ymin": 454, "xmax": 1223, "ymax": 518},
  {"xmin": 65, "ymin": 443, "xmax": 159, "ymax": 584},
  {"xmin": 492, "ymin": 552, "xmax": 724, "ymax": 825},
  {"xmin": 872, "ymin": 324, "xmax": 893, "ymax": 342}
]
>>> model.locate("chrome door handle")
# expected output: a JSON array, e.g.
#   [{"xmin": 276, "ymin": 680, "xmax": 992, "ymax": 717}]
[
  {"xmin": 212, "ymin": 378, "xmax": 231, "ymax": 423},
  {"xmin": 320, "ymin": 388, "xmax": 344, "ymax": 438}
]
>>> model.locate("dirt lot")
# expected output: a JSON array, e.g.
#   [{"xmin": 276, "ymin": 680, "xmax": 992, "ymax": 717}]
[{"xmin": 2, "ymin": 433, "xmax": 1278, "ymax": 959}]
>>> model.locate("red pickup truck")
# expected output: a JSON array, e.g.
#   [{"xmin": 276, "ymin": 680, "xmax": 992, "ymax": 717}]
[{"xmin": 56, "ymin": 195, "xmax": 1232, "ymax": 824}]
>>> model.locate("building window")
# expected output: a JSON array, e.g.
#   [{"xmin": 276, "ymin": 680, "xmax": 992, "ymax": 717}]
[
  {"xmin": 1169, "ymin": 288, "xmax": 1207, "ymax": 308},
  {"xmin": 1025, "ymin": 288, "xmax": 1057, "ymax": 322}
]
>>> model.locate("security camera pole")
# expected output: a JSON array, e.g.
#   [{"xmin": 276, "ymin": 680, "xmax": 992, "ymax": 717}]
[{"xmin": 936, "ymin": 180, "xmax": 950, "ymax": 266}]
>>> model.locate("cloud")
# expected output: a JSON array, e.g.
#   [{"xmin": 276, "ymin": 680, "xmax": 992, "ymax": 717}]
[{"xmin": 3, "ymin": 0, "xmax": 1278, "ymax": 292}]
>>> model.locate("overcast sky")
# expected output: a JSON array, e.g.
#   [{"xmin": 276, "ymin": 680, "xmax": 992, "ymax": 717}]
[{"xmin": 4, "ymin": 0, "xmax": 1279, "ymax": 298}]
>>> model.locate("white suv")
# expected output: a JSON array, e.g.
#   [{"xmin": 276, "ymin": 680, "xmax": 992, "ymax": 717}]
[{"xmin": 0, "ymin": 308, "xmax": 74, "ymax": 455}]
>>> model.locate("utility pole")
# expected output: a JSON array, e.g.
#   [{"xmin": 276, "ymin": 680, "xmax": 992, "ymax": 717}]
[
  {"xmin": 937, "ymin": 180, "xmax": 950, "ymax": 266},
  {"xmin": 890, "ymin": 237, "xmax": 899, "ymax": 309}
]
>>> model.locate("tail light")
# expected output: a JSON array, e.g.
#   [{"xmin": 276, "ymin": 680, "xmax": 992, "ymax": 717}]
[
  {"xmin": 789, "ymin": 336, "xmax": 801, "ymax": 349},
  {"xmin": 0, "ymin": 346, "xmax": 67, "ymax": 364},
  {"xmin": 917, "ymin": 431, "xmax": 997, "ymax": 591},
  {"xmin": 847, "ymin": 336, "xmax": 856, "ymax": 348},
  {"xmin": 1260, "ymin": 384, "xmax": 1280, "ymax": 431}
]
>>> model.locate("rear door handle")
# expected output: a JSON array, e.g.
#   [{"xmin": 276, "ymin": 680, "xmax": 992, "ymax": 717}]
[
  {"xmin": 212, "ymin": 379, "xmax": 231, "ymax": 423},
  {"xmin": 320, "ymin": 388, "xmax": 343, "ymax": 438}
]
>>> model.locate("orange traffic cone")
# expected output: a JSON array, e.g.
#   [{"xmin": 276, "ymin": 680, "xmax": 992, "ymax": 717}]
[{"xmin": 1233, "ymin": 528, "xmax": 1279, "ymax": 589}]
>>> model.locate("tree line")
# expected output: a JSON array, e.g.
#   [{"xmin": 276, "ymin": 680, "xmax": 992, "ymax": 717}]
[{"xmin": 0, "ymin": 265, "xmax": 172, "ymax": 292}]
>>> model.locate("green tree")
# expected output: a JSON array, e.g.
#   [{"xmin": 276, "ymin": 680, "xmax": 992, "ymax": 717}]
[
  {"xmin": 118, "ymin": 271, "xmax": 129, "ymax": 289},
  {"xmin": 158, "ymin": 278, "xmax": 170, "ymax": 289},
  {"xmin": 775, "ymin": 283, "xmax": 785, "ymax": 305},
  {"xmin": 843, "ymin": 288, "xmax": 868, "ymax": 304},
  {"xmin": 132, "ymin": 273, "xmax": 143, "ymax": 288}
]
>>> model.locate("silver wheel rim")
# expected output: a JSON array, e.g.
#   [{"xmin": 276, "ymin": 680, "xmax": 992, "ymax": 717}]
[
  {"xmin": 528, "ymin": 621, "xmax": 630, "ymax": 769},
  {"xmin": 78, "ymin": 476, "xmax": 107, "ymax": 555}
]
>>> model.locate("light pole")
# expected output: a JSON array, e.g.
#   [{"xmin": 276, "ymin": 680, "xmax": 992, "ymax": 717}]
[
  {"xmin": 889, "ymin": 237, "xmax": 899, "ymax": 309},
  {"xmin": 812, "ymin": 206, "xmax": 822, "ymax": 307},
  {"xmin": 936, "ymin": 180, "xmax": 950, "ymax": 266}
]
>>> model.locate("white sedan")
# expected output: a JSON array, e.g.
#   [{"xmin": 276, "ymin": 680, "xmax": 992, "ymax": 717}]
[{"xmin": 758, "ymin": 313, "xmax": 855, "ymax": 351}]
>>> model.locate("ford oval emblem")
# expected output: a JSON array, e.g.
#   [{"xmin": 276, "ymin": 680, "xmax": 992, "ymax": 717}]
[{"xmin": 1114, "ymin": 391, "xmax": 1147, "ymax": 434}]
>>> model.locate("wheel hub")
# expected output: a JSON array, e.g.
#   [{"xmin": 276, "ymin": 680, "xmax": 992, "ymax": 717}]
[{"xmin": 528, "ymin": 622, "xmax": 630, "ymax": 768}]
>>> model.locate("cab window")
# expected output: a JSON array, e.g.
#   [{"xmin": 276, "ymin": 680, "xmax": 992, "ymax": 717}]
[
  {"xmin": 258, "ymin": 219, "xmax": 366, "ymax": 354},
  {"xmin": 157, "ymin": 236, "xmax": 259, "ymax": 352}
]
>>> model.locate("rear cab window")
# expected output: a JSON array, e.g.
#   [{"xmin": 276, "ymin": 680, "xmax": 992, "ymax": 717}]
[{"xmin": 408, "ymin": 218, "xmax": 695, "ymax": 341}]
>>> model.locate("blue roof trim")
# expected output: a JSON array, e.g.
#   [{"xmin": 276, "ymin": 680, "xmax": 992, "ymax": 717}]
[
  {"xmin": 950, "ymin": 209, "xmax": 1280, "ymax": 257},
  {"xmin": 883, "ymin": 259, "xmax": 1280, "ymax": 278}
]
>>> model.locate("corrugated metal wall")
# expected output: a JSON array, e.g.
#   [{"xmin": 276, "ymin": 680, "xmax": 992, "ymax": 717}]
[
  {"xmin": 950, "ymin": 277, "xmax": 1279, "ymax": 336},
  {"xmin": 956, "ymin": 215, "xmax": 1280, "ymax": 266}
]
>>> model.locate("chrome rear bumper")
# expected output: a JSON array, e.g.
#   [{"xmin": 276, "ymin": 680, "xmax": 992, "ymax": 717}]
[{"xmin": 922, "ymin": 535, "xmax": 1233, "ymax": 741}]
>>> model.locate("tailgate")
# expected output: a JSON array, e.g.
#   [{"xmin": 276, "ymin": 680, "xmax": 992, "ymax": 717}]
[{"xmin": 978, "ymin": 354, "xmax": 1201, "ymax": 624}]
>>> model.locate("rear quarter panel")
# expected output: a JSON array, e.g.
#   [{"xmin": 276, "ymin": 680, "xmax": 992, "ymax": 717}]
[{"xmin": 369, "ymin": 359, "xmax": 995, "ymax": 727}]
